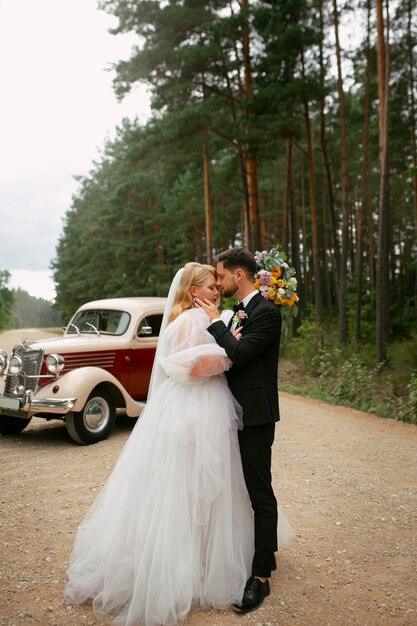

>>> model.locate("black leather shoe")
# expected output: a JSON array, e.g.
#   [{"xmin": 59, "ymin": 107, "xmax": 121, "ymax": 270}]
[{"xmin": 233, "ymin": 576, "xmax": 270, "ymax": 614}]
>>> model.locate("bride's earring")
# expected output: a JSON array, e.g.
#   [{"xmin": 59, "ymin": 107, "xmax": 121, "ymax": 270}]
[{"xmin": 192, "ymin": 297, "xmax": 196, "ymax": 305}]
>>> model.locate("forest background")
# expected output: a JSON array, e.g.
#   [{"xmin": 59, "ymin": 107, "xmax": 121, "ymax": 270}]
[{"xmin": 1, "ymin": 0, "xmax": 416, "ymax": 423}]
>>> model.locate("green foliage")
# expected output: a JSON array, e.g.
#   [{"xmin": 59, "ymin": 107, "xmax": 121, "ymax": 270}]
[
  {"xmin": 284, "ymin": 319, "xmax": 324, "ymax": 375},
  {"xmin": 334, "ymin": 354, "xmax": 388, "ymax": 412},
  {"xmin": 0, "ymin": 271, "xmax": 14, "ymax": 331},
  {"xmin": 0, "ymin": 282, "xmax": 59, "ymax": 331},
  {"xmin": 389, "ymin": 296, "xmax": 417, "ymax": 340},
  {"xmin": 281, "ymin": 315, "xmax": 417, "ymax": 424},
  {"xmin": 221, "ymin": 295, "xmax": 238, "ymax": 311},
  {"xmin": 9, "ymin": 289, "xmax": 63, "ymax": 330},
  {"xmin": 406, "ymin": 371, "xmax": 417, "ymax": 424}
]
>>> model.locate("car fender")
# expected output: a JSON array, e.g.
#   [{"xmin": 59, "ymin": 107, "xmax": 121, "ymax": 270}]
[{"xmin": 36, "ymin": 367, "xmax": 144, "ymax": 417}]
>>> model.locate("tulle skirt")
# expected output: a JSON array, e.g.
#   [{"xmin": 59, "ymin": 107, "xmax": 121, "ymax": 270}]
[{"xmin": 64, "ymin": 375, "xmax": 292, "ymax": 626}]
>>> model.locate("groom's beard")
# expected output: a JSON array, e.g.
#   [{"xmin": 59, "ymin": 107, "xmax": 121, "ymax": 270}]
[{"xmin": 221, "ymin": 283, "xmax": 238, "ymax": 299}]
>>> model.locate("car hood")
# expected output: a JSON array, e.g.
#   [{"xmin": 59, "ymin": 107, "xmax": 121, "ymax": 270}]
[{"xmin": 27, "ymin": 334, "xmax": 131, "ymax": 354}]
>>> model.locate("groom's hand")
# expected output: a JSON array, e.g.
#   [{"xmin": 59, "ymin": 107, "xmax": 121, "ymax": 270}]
[{"xmin": 194, "ymin": 297, "xmax": 220, "ymax": 322}]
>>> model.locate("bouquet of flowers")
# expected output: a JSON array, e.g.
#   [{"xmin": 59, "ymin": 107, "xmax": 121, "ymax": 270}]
[{"xmin": 254, "ymin": 247, "xmax": 299, "ymax": 335}]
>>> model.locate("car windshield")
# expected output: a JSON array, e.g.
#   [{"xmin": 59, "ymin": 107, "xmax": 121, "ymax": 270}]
[{"xmin": 67, "ymin": 309, "xmax": 131, "ymax": 336}]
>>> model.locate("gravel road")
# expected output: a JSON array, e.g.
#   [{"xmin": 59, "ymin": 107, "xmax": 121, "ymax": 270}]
[{"xmin": 0, "ymin": 330, "xmax": 416, "ymax": 626}]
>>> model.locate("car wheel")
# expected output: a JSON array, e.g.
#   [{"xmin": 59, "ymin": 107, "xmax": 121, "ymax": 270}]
[
  {"xmin": 65, "ymin": 390, "xmax": 116, "ymax": 445},
  {"xmin": 0, "ymin": 415, "xmax": 32, "ymax": 435}
]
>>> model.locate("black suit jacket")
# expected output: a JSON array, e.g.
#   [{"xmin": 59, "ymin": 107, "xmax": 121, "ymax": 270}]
[{"xmin": 208, "ymin": 292, "xmax": 282, "ymax": 426}]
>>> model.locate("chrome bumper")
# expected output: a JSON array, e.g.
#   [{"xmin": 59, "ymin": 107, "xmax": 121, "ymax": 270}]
[
  {"xmin": 0, "ymin": 393, "xmax": 77, "ymax": 415},
  {"xmin": 29, "ymin": 397, "xmax": 77, "ymax": 411}
]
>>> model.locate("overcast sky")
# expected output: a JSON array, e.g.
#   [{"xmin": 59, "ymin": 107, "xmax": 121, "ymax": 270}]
[
  {"xmin": 0, "ymin": 0, "xmax": 151, "ymax": 301},
  {"xmin": 0, "ymin": 2, "xmax": 361, "ymax": 304}
]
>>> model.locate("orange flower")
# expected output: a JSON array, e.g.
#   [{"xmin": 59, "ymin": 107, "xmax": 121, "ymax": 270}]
[
  {"xmin": 284, "ymin": 294, "xmax": 297, "ymax": 307},
  {"xmin": 273, "ymin": 267, "xmax": 282, "ymax": 278},
  {"xmin": 254, "ymin": 279, "xmax": 261, "ymax": 289}
]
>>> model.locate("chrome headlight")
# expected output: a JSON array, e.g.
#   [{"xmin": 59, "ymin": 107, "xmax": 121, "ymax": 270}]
[
  {"xmin": 9, "ymin": 354, "xmax": 23, "ymax": 375},
  {"xmin": 0, "ymin": 350, "xmax": 7, "ymax": 375},
  {"xmin": 46, "ymin": 353, "xmax": 65, "ymax": 374}
]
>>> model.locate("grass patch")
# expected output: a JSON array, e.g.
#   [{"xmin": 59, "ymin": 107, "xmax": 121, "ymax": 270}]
[{"xmin": 280, "ymin": 382, "xmax": 334, "ymax": 404}]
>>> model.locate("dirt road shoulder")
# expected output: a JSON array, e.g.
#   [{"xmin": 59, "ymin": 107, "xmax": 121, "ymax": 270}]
[{"xmin": 0, "ymin": 330, "xmax": 416, "ymax": 625}]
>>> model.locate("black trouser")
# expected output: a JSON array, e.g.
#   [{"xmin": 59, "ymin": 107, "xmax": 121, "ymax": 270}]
[{"xmin": 238, "ymin": 422, "xmax": 277, "ymax": 578}]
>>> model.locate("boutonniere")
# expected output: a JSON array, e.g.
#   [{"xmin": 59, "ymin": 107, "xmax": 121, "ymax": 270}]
[{"xmin": 232, "ymin": 310, "xmax": 248, "ymax": 327}]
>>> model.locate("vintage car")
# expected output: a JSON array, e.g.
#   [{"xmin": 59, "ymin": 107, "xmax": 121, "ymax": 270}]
[{"xmin": 0, "ymin": 297, "xmax": 166, "ymax": 444}]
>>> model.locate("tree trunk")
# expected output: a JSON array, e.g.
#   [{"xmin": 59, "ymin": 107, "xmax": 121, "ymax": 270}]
[
  {"xmin": 240, "ymin": 0, "xmax": 260, "ymax": 251},
  {"xmin": 322, "ymin": 186, "xmax": 332, "ymax": 310},
  {"xmin": 355, "ymin": 0, "xmax": 371, "ymax": 345},
  {"xmin": 282, "ymin": 157, "xmax": 290, "ymax": 253},
  {"xmin": 219, "ymin": 56, "xmax": 251, "ymax": 251},
  {"xmin": 299, "ymin": 153, "xmax": 311, "ymax": 303},
  {"xmin": 286, "ymin": 129, "xmax": 302, "ymax": 333},
  {"xmin": 318, "ymin": 0, "xmax": 340, "ymax": 300},
  {"xmin": 285, "ymin": 149, "xmax": 293, "ymax": 240},
  {"xmin": 242, "ymin": 201, "xmax": 250, "ymax": 248},
  {"xmin": 406, "ymin": 0, "xmax": 417, "ymax": 313},
  {"xmin": 333, "ymin": 0, "xmax": 350, "ymax": 344},
  {"xmin": 203, "ymin": 131, "xmax": 213, "ymax": 264},
  {"xmin": 246, "ymin": 155, "xmax": 261, "ymax": 251},
  {"xmin": 302, "ymin": 50, "xmax": 323, "ymax": 323},
  {"xmin": 375, "ymin": 0, "xmax": 390, "ymax": 363},
  {"xmin": 284, "ymin": 133, "xmax": 292, "ymax": 255}
]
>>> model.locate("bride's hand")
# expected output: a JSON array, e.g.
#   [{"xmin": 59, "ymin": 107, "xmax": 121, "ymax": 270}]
[
  {"xmin": 233, "ymin": 328, "xmax": 242, "ymax": 341},
  {"xmin": 194, "ymin": 297, "xmax": 219, "ymax": 321}
]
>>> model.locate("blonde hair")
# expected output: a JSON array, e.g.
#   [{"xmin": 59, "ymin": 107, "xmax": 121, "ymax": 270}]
[{"xmin": 168, "ymin": 262, "xmax": 216, "ymax": 323}]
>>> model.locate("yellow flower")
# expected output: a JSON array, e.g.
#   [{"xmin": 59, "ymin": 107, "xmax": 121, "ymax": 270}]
[
  {"xmin": 268, "ymin": 289, "xmax": 277, "ymax": 300},
  {"xmin": 254, "ymin": 280, "xmax": 261, "ymax": 289},
  {"xmin": 276, "ymin": 279, "xmax": 284, "ymax": 288}
]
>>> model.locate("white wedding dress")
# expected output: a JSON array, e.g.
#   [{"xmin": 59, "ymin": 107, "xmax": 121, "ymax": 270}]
[{"xmin": 64, "ymin": 308, "xmax": 292, "ymax": 626}]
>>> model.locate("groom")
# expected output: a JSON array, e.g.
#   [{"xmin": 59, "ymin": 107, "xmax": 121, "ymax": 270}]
[{"xmin": 197, "ymin": 247, "xmax": 282, "ymax": 614}]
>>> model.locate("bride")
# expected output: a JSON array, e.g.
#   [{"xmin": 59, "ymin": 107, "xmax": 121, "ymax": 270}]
[{"xmin": 64, "ymin": 262, "xmax": 291, "ymax": 626}]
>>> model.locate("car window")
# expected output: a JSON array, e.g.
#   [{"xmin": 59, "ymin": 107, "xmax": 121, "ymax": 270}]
[
  {"xmin": 137, "ymin": 314, "xmax": 163, "ymax": 338},
  {"xmin": 67, "ymin": 309, "xmax": 131, "ymax": 335}
]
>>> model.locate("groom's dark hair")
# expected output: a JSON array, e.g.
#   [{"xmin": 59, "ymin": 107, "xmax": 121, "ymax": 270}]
[{"xmin": 216, "ymin": 247, "xmax": 257, "ymax": 279}]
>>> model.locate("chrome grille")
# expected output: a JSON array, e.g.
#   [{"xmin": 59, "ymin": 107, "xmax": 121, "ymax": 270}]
[
  {"xmin": 4, "ymin": 346, "xmax": 44, "ymax": 396},
  {"xmin": 62, "ymin": 352, "xmax": 116, "ymax": 372}
]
